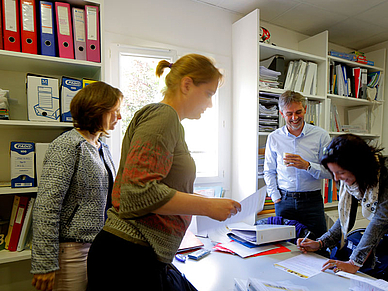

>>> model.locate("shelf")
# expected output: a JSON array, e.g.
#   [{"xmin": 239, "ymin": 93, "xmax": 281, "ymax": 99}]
[
  {"xmin": 260, "ymin": 43, "xmax": 326, "ymax": 63},
  {"xmin": 0, "ymin": 187, "xmax": 37, "ymax": 195},
  {"xmin": 0, "ymin": 50, "xmax": 101, "ymax": 79},
  {"xmin": 328, "ymin": 55, "xmax": 384, "ymax": 71},
  {"xmin": 259, "ymin": 87, "xmax": 326, "ymax": 101},
  {"xmin": 0, "ymin": 120, "xmax": 74, "ymax": 129},
  {"xmin": 329, "ymin": 131, "xmax": 380, "ymax": 139},
  {"xmin": 0, "ymin": 249, "xmax": 31, "ymax": 264},
  {"xmin": 327, "ymin": 94, "xmax": 383, "ymax": 107}
]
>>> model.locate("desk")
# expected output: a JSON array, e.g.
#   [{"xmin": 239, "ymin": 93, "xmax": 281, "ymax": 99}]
[{"xmin": 173, "ymin": 238, "xmax": 373, "ymax": 291}]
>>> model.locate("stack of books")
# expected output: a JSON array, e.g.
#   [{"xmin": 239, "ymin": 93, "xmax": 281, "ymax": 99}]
[{"xmin": 257, "ymin": 195, "xmax": 275, "ymax": 215}]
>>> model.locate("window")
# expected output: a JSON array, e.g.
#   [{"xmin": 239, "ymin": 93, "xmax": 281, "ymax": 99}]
[{"xmin": 108, "ymin": 44, "xmax": 227, "ymax": 185}]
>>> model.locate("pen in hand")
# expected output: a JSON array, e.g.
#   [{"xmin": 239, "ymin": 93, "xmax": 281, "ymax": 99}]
[{"xmin": 300, "ymin": 231, "xmax": 311, "ymax": 244}]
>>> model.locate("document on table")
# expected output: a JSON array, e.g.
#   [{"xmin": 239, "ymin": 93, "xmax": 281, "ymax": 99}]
[
  {"xmin": 336, "ymin": 271, "xmax": 388, "ymax": 291},
  {"xmin": 274, "ymin": 253, "xmax": 327, "ymax": 279}
]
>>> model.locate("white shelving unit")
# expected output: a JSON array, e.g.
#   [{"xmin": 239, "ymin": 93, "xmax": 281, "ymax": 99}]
[
  {"xmin": 231, "ymin": 9, "xmax": 386, "ymax": 203},
  {"xmin": 0, "ymin": 0, "xmax": 104, "ymax": 267}
]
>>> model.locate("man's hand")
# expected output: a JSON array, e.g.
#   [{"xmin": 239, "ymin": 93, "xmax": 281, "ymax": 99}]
[{"xmin": 283, "ymin": 154, "xmax": 309, "ymax": 170}]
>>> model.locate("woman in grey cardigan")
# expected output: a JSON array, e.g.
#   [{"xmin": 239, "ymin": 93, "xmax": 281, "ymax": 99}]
[
  {"xmin": 297, "ymin": 134, "xmax": 388, "ymax": 275},
  {"xmin": 31, "ymin": 82, "xmax": 123, "ymax": 291}
]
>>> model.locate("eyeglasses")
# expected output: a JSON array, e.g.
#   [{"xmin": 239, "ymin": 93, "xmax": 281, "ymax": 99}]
[{"xmin": 323, "ymin": 147, "xmax": 334, "ymax": 156}]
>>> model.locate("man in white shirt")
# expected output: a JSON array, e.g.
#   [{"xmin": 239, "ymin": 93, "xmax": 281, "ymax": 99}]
[{"xmin": 264, "ymin": 90, "xmax": 332, "ymax": 238}]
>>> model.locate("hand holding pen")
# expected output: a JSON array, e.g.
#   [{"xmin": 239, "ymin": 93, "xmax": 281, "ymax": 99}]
[{"xmin": 296, "ymin": 231, "xmax": 320, "ymax": 253}]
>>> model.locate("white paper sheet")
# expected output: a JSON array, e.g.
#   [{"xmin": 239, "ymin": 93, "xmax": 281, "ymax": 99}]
[
  {"xmin": 274, "ymin": 253, "xmax": 327, "ymax": 279},
  {"xmin": 196, "ymin": 186, "xmax": 266, "ymax": 236}
]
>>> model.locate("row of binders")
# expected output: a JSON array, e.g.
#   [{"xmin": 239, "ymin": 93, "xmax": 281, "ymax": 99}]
[
  {"xmin": 329, "ymin": 61, "xmax": 381, "ymax": 100},
  {"xmin": 0, "ymin": 0, "xmax": 100, "ymax": 62},
  {"xmin": 3, "ymin": 195, "xmax": 35, "ymax": 252},
  {"xmin": 323, "ymin": 179, "xmax": 338, "ymax": 204},
  {"xmin": 284, "ymin": 60, "xmax": 318, "ymax": 95}
]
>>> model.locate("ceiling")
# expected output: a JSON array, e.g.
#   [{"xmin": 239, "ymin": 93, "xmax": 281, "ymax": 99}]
[{"xmin": 192, "ymin": 0, "xmax": 388, "ymax": 50}]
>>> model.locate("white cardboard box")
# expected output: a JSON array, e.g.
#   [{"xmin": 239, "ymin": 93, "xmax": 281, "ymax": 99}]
[
  {"xmin": 27, "ymin": 75, "xmax": 60, "ymax": 122},
  {"xmin": 60, "ymin": 77, "xmax": 82, "ymax": 122},
  {"xmin": 10, "ymin": 142, "xmax": 35, "ymax": 188}
]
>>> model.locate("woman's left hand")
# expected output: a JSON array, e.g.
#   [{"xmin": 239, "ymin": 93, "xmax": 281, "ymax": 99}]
[{"xmin": 321, "ymin": 259, "xmax": 360, "ymax": 274}]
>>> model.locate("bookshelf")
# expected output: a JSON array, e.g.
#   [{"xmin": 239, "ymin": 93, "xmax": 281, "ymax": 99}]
[
  {"xmin": 231, "ymin": 9, "xmax": 386, "ymax": 205},
  {"xmin": 0, "ymin": 0, "xmax": 104, "ymax": 267}
]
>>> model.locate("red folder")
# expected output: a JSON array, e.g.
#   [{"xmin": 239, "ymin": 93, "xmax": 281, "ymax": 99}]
[
  {"xmin": 20, "ymin": 0, "xmax": 37, "ymax": 54},
  {"xmin": 55, "ymin": 2, "xmax": 74, "ymax": 59},
  {"xmin": 8, "ymin": 195, "xmax": 30, "ymax": 251},
  {"xmin": 2, "ymin": 0, "xmax": 21, "ymax": 52},
  {"xmin": 85, "ymin": 5, "xmax": 100, "ymax": 62}
]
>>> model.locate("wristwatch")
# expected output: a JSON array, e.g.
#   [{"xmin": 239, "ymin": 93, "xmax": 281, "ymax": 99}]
[{"xmin": 307, "ymin": 162, "xmax": 311, "ymax": 171}]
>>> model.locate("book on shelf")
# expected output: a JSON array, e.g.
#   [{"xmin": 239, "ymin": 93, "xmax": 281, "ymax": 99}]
[
  {"xmin": 330, "ymin": 103, "xmax": 342, "ymax": 132},
  {"xmin": 4, "ymin": 195, "xmax": 20, "ymax": 250},
  {"xmin": 323, "ymin": 179, "xmax": 338, "ymax": 204},
  {"xmin": 257, "ymin": 209, "xmax": 276, "ymax": 215},
  {"xmin": 17, "ymin": 197, "xmax": 35, "ymax": 252},
  {"xmin": 7, "ymin": 195, "xmax": 30, "ymax": 251}
]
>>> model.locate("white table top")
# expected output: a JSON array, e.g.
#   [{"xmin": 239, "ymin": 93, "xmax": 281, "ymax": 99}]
[{"xmin": 173, "ymin": 238, "xmax": 374, "ymax": 291}]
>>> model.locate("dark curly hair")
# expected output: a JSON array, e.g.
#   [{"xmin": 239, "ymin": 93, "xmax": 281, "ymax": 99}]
[{"xmin": 321, "ymin": 134, "xmax": 385, "ymax": 193}]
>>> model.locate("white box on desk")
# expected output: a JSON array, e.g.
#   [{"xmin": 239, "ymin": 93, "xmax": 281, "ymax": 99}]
[
  {"xmin": 27, "ymin": 75, "xmax": 60, "ymax": 122},
  {"xmin": 229, "ymin": 223, "xmax": 295, "ymax": 245},
  {"xmin": 10, "ymin": 142, "xmax": 35, "ymax": 188}
]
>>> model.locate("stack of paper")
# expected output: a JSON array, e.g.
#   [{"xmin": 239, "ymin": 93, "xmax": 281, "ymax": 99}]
[{"xmin": 259, "ymin": 66, "xmax": 281, "ymax": 89}]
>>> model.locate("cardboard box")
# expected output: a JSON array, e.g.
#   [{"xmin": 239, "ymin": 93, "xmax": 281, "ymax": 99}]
[
  {"xmin": 10, "ymin": 142, "xmax": 35, "ymax": 188},
  {"xmin": 60, "ymin": 77, "xmax": 82, "ymax": 122},
  {"xmin": 27, "ymin": 75, "xmax": 60, "ymax": 122}
]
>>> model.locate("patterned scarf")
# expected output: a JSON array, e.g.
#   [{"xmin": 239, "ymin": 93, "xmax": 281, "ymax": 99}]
[{"xmin": 338, "ymin": 176, "xmax": 379, "ymax": 248}]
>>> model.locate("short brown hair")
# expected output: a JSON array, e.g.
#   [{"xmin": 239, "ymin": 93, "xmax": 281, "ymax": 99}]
[
  {"xmin": 70, "ymin": 81, "xmax": 123, "ymax": 135},
  {"xmin": 155, "ymin": 53, "xmax": 223, "ymax": 95}
]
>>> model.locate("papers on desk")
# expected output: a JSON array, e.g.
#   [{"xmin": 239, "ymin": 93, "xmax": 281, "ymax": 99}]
[
  {"xmin": 336, "ymin": 271, "xmax": 388, "ymax": 291},
  {"xmin": 274, "ymin": 253, "xmax": 327, "ymax": 279},
  {"xmin": 234, "ymin": 278, "xmax": 310, "ymax": 291}
]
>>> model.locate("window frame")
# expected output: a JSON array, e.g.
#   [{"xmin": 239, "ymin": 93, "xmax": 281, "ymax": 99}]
[{"xmin": 106, "ymin": 43, "xmax": 230, "ymax": 189}]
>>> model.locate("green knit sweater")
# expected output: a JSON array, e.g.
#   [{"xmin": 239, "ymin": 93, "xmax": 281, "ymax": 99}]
[{"xmin": 104, "ymin": 103, "xmax": 196, "ymax": 263}]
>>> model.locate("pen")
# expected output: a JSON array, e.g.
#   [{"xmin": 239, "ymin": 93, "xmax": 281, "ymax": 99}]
[{"xmin": 300, "ymin": 231, "xmax": 311, "ymax": 244}]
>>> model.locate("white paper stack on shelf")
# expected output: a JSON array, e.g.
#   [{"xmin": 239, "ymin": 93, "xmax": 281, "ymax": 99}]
[
  {"xmin": 259, "ymin": 66, "xmax": 281, "ymax": 88},
  {"xmin": 259, "ymin": 103, "xmax": 278, "ymax": 132}
]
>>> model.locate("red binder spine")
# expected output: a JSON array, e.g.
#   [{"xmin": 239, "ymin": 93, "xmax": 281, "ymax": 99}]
[
  {"xmin": 8, "ymin": 196, "xmax": 30, "ymax": 251},
  {"xmin": 55, "ymin": 2, "xmax": 74, "ymax": 59},
  {"xmin": 2, "ymin": 0, "xmax": 21, "ymax": 52},
  {"xmin": 20, "ymin": 0, "xmax": 37, "ymax": 54}
]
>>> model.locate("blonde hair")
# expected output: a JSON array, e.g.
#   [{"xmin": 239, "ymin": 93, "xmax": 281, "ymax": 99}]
[{"xmin": 155, "ymin": 53, "xmax": 223, "ymax": 95}]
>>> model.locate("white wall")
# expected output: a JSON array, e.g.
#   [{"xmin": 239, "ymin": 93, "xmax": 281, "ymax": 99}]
[{"xmin": 103, "ymin": 0, "xmax": 239, "ymax": 192}]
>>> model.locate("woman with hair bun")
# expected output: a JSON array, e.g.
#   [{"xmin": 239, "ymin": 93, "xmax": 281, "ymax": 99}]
[{"xmin": 87, "ymin": 54, "xmax": 241, "ymax": 290}]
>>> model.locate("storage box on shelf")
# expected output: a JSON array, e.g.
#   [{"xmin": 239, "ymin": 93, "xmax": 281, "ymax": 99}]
[{"xmin": 0, "ymin": 0, "xmax": 104, "ymax": 265}]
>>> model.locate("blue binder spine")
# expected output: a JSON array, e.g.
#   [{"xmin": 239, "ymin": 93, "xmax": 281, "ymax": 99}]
[{"xmin": 38, "ymin": 1, "xmax": 57, "ymax": 57}]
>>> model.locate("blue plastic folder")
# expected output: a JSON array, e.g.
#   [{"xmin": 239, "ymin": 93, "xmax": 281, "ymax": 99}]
[{"xmin": 38, "ymin": 1, "xmax": 57, "ymax": 57}]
